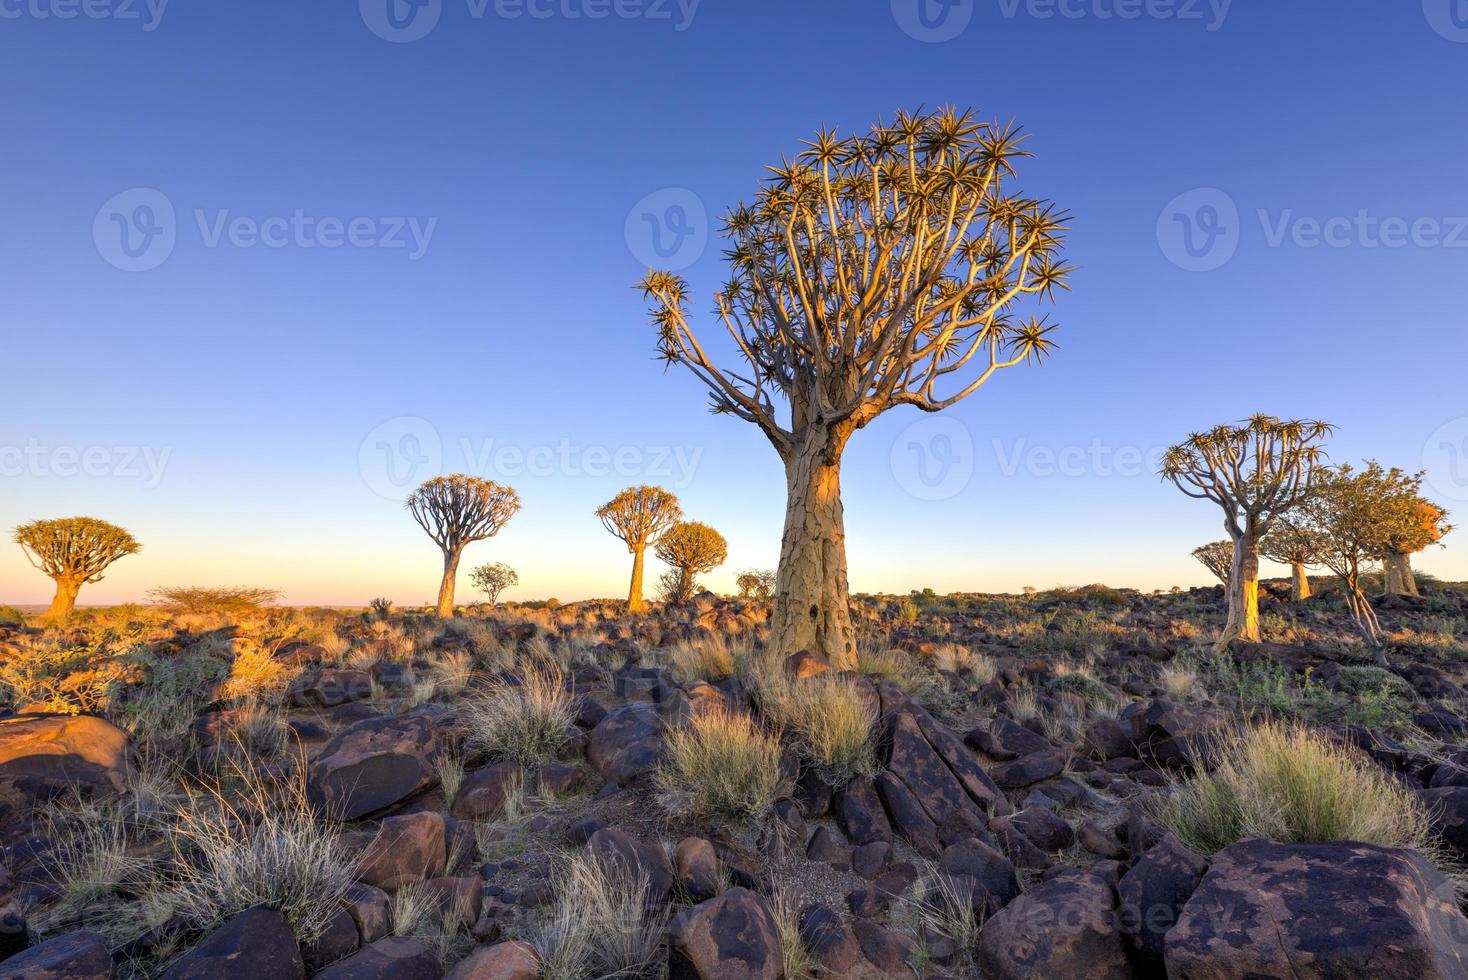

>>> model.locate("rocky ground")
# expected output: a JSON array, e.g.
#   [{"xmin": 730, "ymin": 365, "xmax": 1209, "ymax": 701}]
[{"xmin": 1, "ymin": 578, "xmax": 1467, "ymax": 978}]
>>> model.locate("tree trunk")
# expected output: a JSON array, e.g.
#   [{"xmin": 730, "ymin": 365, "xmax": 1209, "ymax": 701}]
[
  {"xmin": 1216, "ymin": 532, "xmax": 1261, "ymax": 652},
  {"xmin": 627, "ymin": 547, "xmax": 647, "ymax": 614},
  {"xmin": 1290, "ymin": 563, "xmax": 1312, "ymax": 602},
  {"xmin": 436, "ymin": 550, "xmax": 461, "ymax": 618},
  {"xmin": 1343, "ymin": 573, "xmax": 1388, "ymax": 665},
  {"xmin": 772, "ymin": 427, "xmax": 856, "ymax": 671},
  {"xmin": 42, "ymin": 575, "xmax": 83, "ymax": 622},
  {"xmin": 1383, "ymin": 552, "xmax": 1419, "ymax": 597}
]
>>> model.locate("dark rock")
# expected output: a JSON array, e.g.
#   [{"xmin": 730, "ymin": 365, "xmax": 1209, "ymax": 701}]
[
  {"xmin": 1166, "ymin": 838, "xmax": 1468, "ymax": 979},
  {"xmin": 674, "ymin": 837, "xmax": 722, "ymax": 903},
  {"xmin": 303, "ymin": 908, "xmax": 360, "ymax": 970},
  {"xmin": 586, "ymin": 827, "xmax": 674, "ymax": 904},
  {"xmin": 0, "ymin": 715, "xmax": 128, "ymax": 822},
  {"xmin": 307, "ymin": 714, "xmax": 439, "ymax": 820},
  {"xmin": 834, "ymin": 776, "xmax": 893, "ymax": 846},
  {"xmin": 990, "ymin": 751, "xmax": 1064, "ymax": 789},
  {"xmin": 451, "ymin": 762, "xmax": 522, "ymax": 821},
  {"xmin": 312, "ymin": 937, "xmax": 443, "ymax": 980},
  {"xmin": 1116, "ymin": 832, "xmax": 1207, "ymax": 968},
  {"xmin": 443, "ymin": 941, "xmax": 538, "ymax": 980},
  {"xmin": 978, "ymin": 871, "xmax": 1131, "ymax": 979},
  {"xmin": 667, "ymin": 888, "xmax": 782, "ymax": 980},
  {"xmin": 938, "ymin": 838, "xmax": 1020, "ymax": 911},
  {"xmin": 0, "ymin": 930, "xmax": 112, "ymax": 979},
  {"xmin": 1010, "ymin": 806, "xmax": 1075, "ymax": 852},
  {"xmin": 355, "ymin": 811, "xmax": 446, "ymax": 889},
  {"xmin": 342, "ymin": 883, "xmax": 392, "ymax": 944},
  {"xmin": 586, "ymin": 703, "xmax": 664, "ymax": 785},
  {"xmin": 287, "ymin": 669, "xmax": 373, "ymax": 708}
]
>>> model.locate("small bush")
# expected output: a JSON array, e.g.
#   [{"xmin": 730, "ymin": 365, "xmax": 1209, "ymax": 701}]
[
  {"xmin": 657, "ymin": 708, "xmax": 783, "ymax": 822},
  {"xmin": 1159, "ymin": 663, "xmax": 1198, "ymax": 700},
  {"xmin": 0, "ymin": 605, "xmax": 23, "ymax": 627},
  {"xmin": 1154, "ymin": 722, "xmax": 1443, "ymax": 864},
  {"xmin": 461, "ymin": 661, "xmax": 577, "ymax": 765},
  {"xmin": 219, "ymin": 642, "xmax": 291, "ymax": 703},
  {"xmin": 760, "ymin": 674, "xmax": 878, "ymax": 786},
  {"xmin": 147, "ymin": 586, "xmax": 282, "ymax": 616}
]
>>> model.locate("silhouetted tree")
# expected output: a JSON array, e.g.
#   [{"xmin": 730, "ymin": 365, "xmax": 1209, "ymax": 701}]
[
  {"xmin": 1380, "ymin": 498, "xmax": 1450, "ymax": 597},
  {"xmin": 407, "ymin": 475, "xmax": 520, "ymax": 618},
  {"xmin": 1261, "ymin": 517, "xmax": 1321, "ymax": 601},
  {"xmin": 654, "ymin": 521, "xmax": 727, "ymax": 605},
  {"xmin": 1191, "ymin": 541, "xmax": 1233, "ymax": 585},
  {"xmin": 1162, "ymin": 416, "xmax": 1332, "ymax": 651},
  {"xmin": 470, "ymin": 562, "xmax": 518, "ymax": 607},
  {"xmin": 736, "ymin": 568, "xmax": 776, "ymax": 600},
  {"xmin": 639, "ymin": 108, "xmax": 1071, "ymax": 669},
  {"xmin": 14, "ymin": 517, "xmax": 140, "ymax": 621},
  {"xmin": 596, "ymin": 486, "xmax": 682, "ymax": 613}
]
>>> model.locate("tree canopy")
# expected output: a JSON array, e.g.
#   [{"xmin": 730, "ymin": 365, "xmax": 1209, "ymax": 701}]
[
  {"xmin": 407, "ymin": 475, "xmax": 521, "ymax": 555},
  {"xmin": 15, "ymin": 517, "xmax": 140, "ymax": 584}
]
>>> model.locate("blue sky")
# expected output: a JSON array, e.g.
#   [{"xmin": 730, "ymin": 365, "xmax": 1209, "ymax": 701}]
[{"xmin": 3, "ymin": 0, "xmax": 1466, "ymax": 605}]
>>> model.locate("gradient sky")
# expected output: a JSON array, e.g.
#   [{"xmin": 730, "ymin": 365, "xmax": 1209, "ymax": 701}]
[{"xmin": 3, "ymin": 1, "xmax": 1467, "ymax": 606}]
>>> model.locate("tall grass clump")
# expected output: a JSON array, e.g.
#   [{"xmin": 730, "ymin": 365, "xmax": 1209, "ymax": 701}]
[
  {"xmin": 534, "ymin": 851, "xmax": 668, "ymax": 980},
  {"xmin": 167, "ymin": 763, "xmax": 355, "ymax": 945},
  {"xmin": 461, "ymin": 660, "xmax": 577, "ymax": 765},
  {"xmin": 760, "ymin": 674, "xmax": 879, "ymax": 786},
  {"xmin": 656, "ymin": 708, "xmax": 783, "ymax": 823},
  {"xmin": 1154, "ymin": 722, "xmax": 1443, "ymax": 863}
]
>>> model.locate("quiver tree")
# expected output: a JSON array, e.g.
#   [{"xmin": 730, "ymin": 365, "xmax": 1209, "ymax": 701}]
[
  {"xmin": 654, "ymin": 521, "xmax": 727, "ymax": 605},
  {"xmin": 14, "ymin": 517, "xmax": 140, "ymax": 622},
  {"xmin": 736, "ymin": 568, "xmax": 776, "ymax": 601},
  {"xmin": 596, "ymin": 486, "xmax": 682, "ymax": 613},
  {"xmin": 1297, "ymin": 462, "xmax": 1419, "ymax": 661},
  {"xmin": 407, "ymin": 475, "xmax": 520, "ymax": 618},
  {"xmin": 1191, "ymin": 541, "xmax": 1233, "ymax": 585},
  {"xmin": 1261, "ymin": 517, "xmax": 1322, "ymax": 602},
  {"xmin": 639, "ymin": 108, "xmax": 1071, "ymax": 669},
  {"xmin": 469, "ymin": 562, "xmax": 518, "ymax": 607},
  {"xmin": 1162, "ymin": 416, "xmax": 1332, "ymax": 651},
  {"xmin": 1380, "ymin": 498, "xmax": 1450, "ymax": 597}
]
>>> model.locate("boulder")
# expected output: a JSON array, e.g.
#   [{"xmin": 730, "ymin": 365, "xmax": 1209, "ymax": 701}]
[
  {"xmin": 443, "ymin": 941, "xmax": 538, "ymax": 980},
  {"xmin": 1135, "ymin": 700, "xmax": 1231, "ymax": 769},
  {"xmin": 1421, "ymin": 786, "xmax": 1468, "ymax": 863},
  {"xmin": 674, "ymin": 837, "xmax": 722, "ymax": 903},
  {"xmin": 834, "ymin": 776, "xmax": 893, "ymax": 846},
  {"xmin": 1166, "ymin": 838, "xmax": 1468, "ymax": 978},
  {"xmin": 668, "ymin": 888, "xmax": 782, "ymax": 980},
  {"xmin": 287, "ymin": 669, "xmax": 373, "ymax": 709},
  {"xmin": 160, "ymin": 906, "xmax": 302, "ymax": 979},
  {"xmin": 0, "ymin": 714, "xmax": 128, "ymax": 821},
  {"xmin": 1116, "ymin": 832, "xmax": 1207, "ymax": 968},
  {"xmin": 312, "ymin": 937, "xmax": 443, "ymax": 980},
  {"xmin": 586, "ymin": 827, "xmax": 674, "ymax": 904},
  {"xmin": 989, "ymin": 751, "xmax": 1064, "ymax": 789},
  {"xmin": 307, "ymin": 714, "xmax": 438, "ymax": 820},
  {"xmin": 355, "ymin": 812, "xmax": 447, "ymax": 889},
  {"xmin": 450, "ymin": 762, "xmax": 523, "ymax": 822},
  {"xmin": 938, "ymin": 837, "xmax": 1021, "ymax": 912},
  {"xmin": 0, "ymin": 930, "xmax": 112, "ymax": 979},
  {"xmin": 978, "ymin": 871, "xmax": 1131, "ymax": 979},
  {"xmin": 586, "ymin": 703, "xmax": 664, "ymax": 785},
  {"xmin": 1010, "ymin": 805, "xmax": 1075, "ymax": 852}
]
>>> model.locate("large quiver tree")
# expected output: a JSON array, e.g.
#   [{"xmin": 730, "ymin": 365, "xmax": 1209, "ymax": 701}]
[
  {"xmin": 1380, "ymin": 497, "xmax": 1450, "ymax": 597},
  {"xmin": 407, "ymin": 475, "xmax": 520, "ymax": 618},
  {"xmin": 1261, "ymin": 517, "xmax": 1322, "ymax": 601},
  {"xmin": 639, "ymin": 108, "xmax": 1071, "ymax": 669},
  {"xmin": 14, "ymin": 517, "xmax": 141, "ymax": 622},
  {"xmin": 597, "ymin": 485, "xmax": 682, "ymax": 613},
  {"xmin": 1162, "ymin": 416, "xmax": 1332, "ymax": 652},
  {"xmin": 654, "ymin": 520, "xmax": 727, "ymax": 605}
]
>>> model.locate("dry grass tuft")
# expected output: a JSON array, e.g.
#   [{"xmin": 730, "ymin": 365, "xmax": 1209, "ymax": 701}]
[
  {"xmin": 657, "ymin": 707, "xmax": 783, "ymax": 823},
  {"xmin": 461, "ymin": 660, "xmax": 578, "ymax": 766},
  {"xmin": 760, "ymin": 674, "xmax": 879, "ymax": 786},
  {"xmin": 534, "ymin": 850, "xmax": 668, "ymax": 980}
]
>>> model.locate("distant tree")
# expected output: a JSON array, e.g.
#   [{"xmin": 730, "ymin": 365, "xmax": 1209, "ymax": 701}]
[
  {"xmin": 1162, "ymin": 416, "xmax": 1331, "ymax": 651},
  {"xmin": 369, "ymin": 597, "xmax": 394, "ymax": 619},
  {"xmin": 407, "ymin": 475, "xmax": 521, "ymax": 618},
  {"xmin": 1261, "ymin": 517, "xmax": 1322, "ymax": 602},
  {"xmin": 736, "ymin": 568, "xmax": 776, "ymax": 601},
  {"xmin": 147, "ymin": 586, "xmax": 281, "ymax": 616},
  {"xmin": 1191, "ymin": 541, "xmax": 1233, "ymax": 586},
  {"xmin": 654, "ymin": 521, "xmax": 728, "ymax": 605},
  {"xmin": 638, "ymin": 108, "xmax": 1071, "ymax": 670},
  {"xmin": 470, "ymin": 562, "xmax": 518, "ymax": 607},
  {"xmin": 1297, "ymin": 461, "xmax": 1421, "ymax": 661},
  {"xmin": 1380, "ymin": 497, "xmax": 1450, "ymax": 597},
  {"xmin": 14, "ymin": 517, "xmax": 141, "ymax": 621},
  {"xmin": 596, "ymin": 486, "xmax": 682, "ymax": 613}
]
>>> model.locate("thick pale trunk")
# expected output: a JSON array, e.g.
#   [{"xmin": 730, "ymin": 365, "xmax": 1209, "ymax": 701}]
[
  {"xmin": 1290, "ymin": 563, "xmax": 1312, "ymax": 602},
  {"xmin": 1216, "ymin": 533, "xmax": 1261, "ymax": 651},
  {"xmin": 772, "ymin": 429, "xmax": 856, "ymax": 671},
  {"xmin": 627, "ymin": 547, "xmax": 647, "ymax": 613},
  {"xmin": 436, "ymin": 550, "xmax": 461, "ymax": 618},
  {"xmin": 1383, "ymin": 552, "xmax": 1418, "ymax": 597},
  {"xmin": 42, "ymin": 575, "xmax": 83, "ymax": 622}
]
